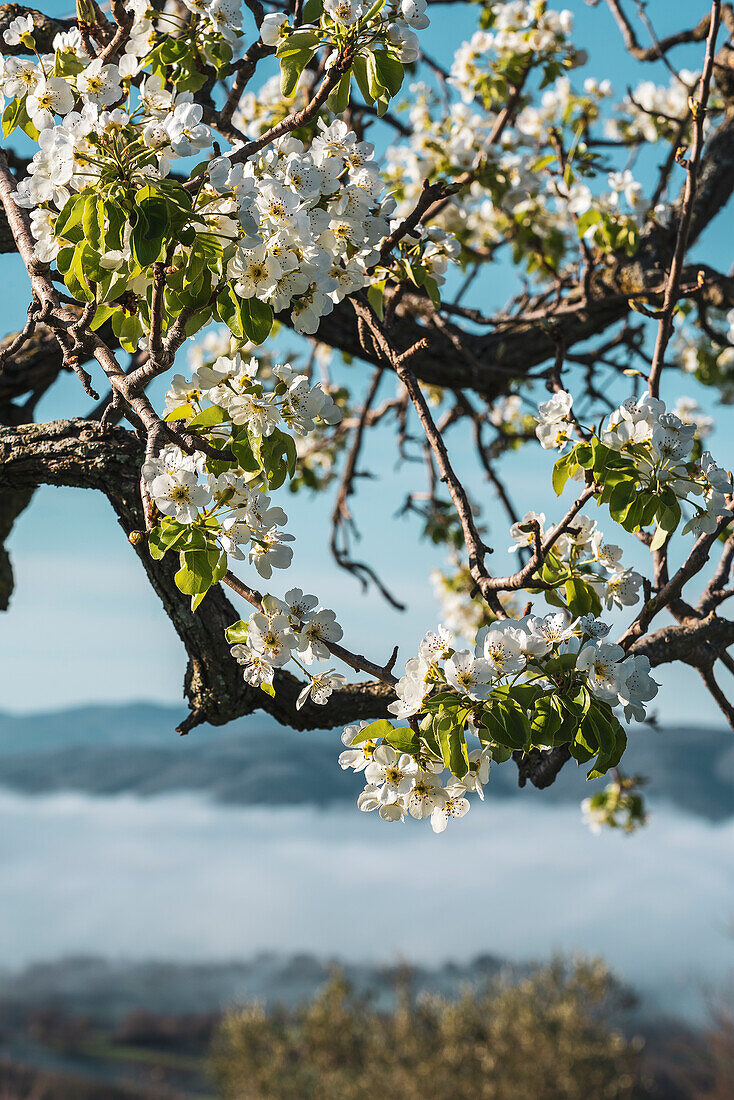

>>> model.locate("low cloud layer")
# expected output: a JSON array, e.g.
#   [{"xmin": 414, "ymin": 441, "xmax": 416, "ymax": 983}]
[{"xmin": 1, "ymin": 790, "xmax": 732, "ymax": 1020}]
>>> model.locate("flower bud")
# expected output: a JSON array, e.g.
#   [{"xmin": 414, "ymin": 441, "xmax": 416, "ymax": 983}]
[{"xmin": 76, "ymin": 0, "xmax": 97, "ymax": 23}]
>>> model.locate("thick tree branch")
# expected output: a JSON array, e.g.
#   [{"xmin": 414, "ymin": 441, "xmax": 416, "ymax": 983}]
[{"xmin": 0, "ymin": 419, "xmax": 395, "ymax": 732}]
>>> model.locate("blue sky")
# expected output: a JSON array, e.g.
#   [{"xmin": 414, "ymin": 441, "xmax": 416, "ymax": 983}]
[{"xmin": 1, "ymin": 0, "xmax": 731, "ymax": 725}]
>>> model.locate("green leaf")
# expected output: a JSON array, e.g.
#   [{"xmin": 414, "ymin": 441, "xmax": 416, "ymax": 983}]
[
  {"xmin": 423, "ymin": 275, "xmax": 441, "ymax": 309},
  {"xmin": 175, "ymin": 546, "xmax": 228, "ymax": 606},
  {"xmin": 366, "ymin": 281, "xmax": 385, "ymax": 320},
  {"xmin": 148, "ymin": 519, "xmax": 190, "ymax": 560},
  {"xmin": 384, "ymin": 726, "xmax": 420, "ymax": 754},
  {"xmin": 231, "ymin": 426, "xmax": 262, "ymax": 473},
  {"xmin": 585, "ymin": 702, "xmax": 627, "ymax": 779},
  {"xmin": 608, "ymin": 478, "xmax": 636, "ymax": 523},
  {"xmin": 131, "ymin": 188, "xmax": 170, "ymax": 268},
  {"xmin": 650, "ymin": 498, "xmax": 681, "ymax": 549},
  {"xmin": 365, "ymin": 50, "xmax": 384, "ymax": 100},
  {"xmin": 82, "ymin": 193, "xmax": 104, "ymax": 252},
  {"xmin": 130, "ymin": 210, "xmax": 155, "ymax": 267},
  {"xmin": 279, "ymin": 47, "xmax": 314, "ymax": 98},
  {"xmin": 54, "ymin": 194, "xmax": 86, "ymax": 241},
  {"xmin": 371, "ymin": 48, "xmax": 404, "ymax": 97},
  {"xmin": 2, "ymin": 97, "xmax": 25, "ymax": 138},
  {"xmin": 64, "ymin": 244, "xmax": 95, "ymax": 302},
  {"xmin": 552, "ymin": 452, "xmax": 577, "ymax": 496},
  {"xmin": 239, "ymin": 297, "xmax": 274, "ymax": 345},
  {"xmin": 261, "ymin": 428, "xmax": 297, "ymax": 489},
  {"xmin": 480, "ymin": 696, "xmax": 530, "ymax": 751},
  {"xmin": 565, "ymin": 576, "xmax": 595, "ymax": 617},
  {"xmin": 352, "ymin": 54, "xmax": 373, "ymax": 104},
  {"xmin": 216, "ymin": 287, "xmax": 273, "ymax": 344},
  {"xmin": 560, "ymin": 684, "xmax": 590, "ymax": 723},
  {"xmin": 216, "ymin": 285, "xmax": 243, "ymax": 338},
  {"xmin": 327, "ymin": 71, "xmax": 351, "ymax": 114},
  {"xmin": 276, "ymin": 28, "xmax": 321, "ymax": 55},
  {"xmin": 185, "ymin": 307, "xmax": 213, "ymax": 337},
  {"xmin": 436, "ymin": 715, "xmax": 469, "ymax": 779},
  {"xmin": 90, "ymin": 301, "xmax": 116, "ymax": 330},
  {"xmin": 530, "ymin": 695, "xmax": 563, "ymax": 748},
  {"xmin": 2, "ymin": 97, "xmax": 38, "ymax": 140},
  {"xmin": 187, "ymin": 404, "xmax": 228, "ymax": 430},
  {"xmin": 570, "ymin": 715, "xmax": 598, "ymax": 764},
  {"xmin": 348, "ymin": 718, "xmax": 395, "ymax": 745},
  {"xmin": 102, "ymin": 199, "xmax": 128, "ymax": 253},
  {"xmin": 225, "ymin": 619, "xmax": 249, "ymax": 644}
]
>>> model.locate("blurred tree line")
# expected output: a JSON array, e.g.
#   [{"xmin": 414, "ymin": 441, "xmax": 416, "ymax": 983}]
[{"xmin": 212, "ymin": 958, "xmax": 647, "ymax": 1099}]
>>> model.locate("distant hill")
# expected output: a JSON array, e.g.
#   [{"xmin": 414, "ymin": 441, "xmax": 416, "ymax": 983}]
[
  {"xmin": 0, "ymin": 703, "xmax": 732, "ymax": 819},
  {"xmin": 0, "ymin": 952, "xmax": 505, "ymax": 1022}
]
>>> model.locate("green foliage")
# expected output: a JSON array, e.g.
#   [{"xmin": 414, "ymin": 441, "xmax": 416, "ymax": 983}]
[
  {"xmin": 215, "ymin": 286, "xmax": 274, "ymax": 345},
  {"xmin": 376, "ymin": 670, "xmax": 624, "ymax": 784},
  {"xmin": 554, "ymin": 438, "xmax": 686, "ymax": 547},
  {"xmin": 148, "ymin": 519, "xmax": 229, "ymax": 609}
]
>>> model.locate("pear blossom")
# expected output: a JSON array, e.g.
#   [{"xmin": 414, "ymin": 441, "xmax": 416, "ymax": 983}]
[
  {"xmin": 444, "ymin": 650, "xmax": 495, "ymax": 700},
  {"xmin": 297, "ymin": 609, "xmax": 343, "ymax": 663},
  {"xmin": 260, "ymin": 12, "xmax": 288, "ymax": 45},
  {"xmin": 407, "ymin": 771, "xmax": 447, "ymax": 819},
  {"xmin": 77, "ymin": 60, "xmax": 122, "ymax": 108},
  {"xmin": 296, "ymin": 670, "xmax": 346, "ymax": 709},
  {"xmin": 166, "ymin": 102, "xmax": 211, "ymax": 156},
  {"xmin": 150, "ymin": 468, "xmax": 211, "ymax": 523},
  {"xmin": 247, "ymin": 612, "xmax": 297, "ymax": 666},
  {"xmin": 430, "ymin": 784, "xmax": 470, "ymax": 832},
  {"xmin": 616, "ymin": 655, "xmax": 659, "ymax": 722},
  {"xmin": 601, "ymin": 569, "xmax": 643, "ymax": 610},
  {"xmin": 231, "ymin": 643, "xmax": 275, "ymax": 688},
  {"xmin": 462, "ymin": 747, "xmax": 492, "ymax": 800},
  {"xmin": 228, "ymin": 391, "xmax": 282, "ymax": 436},
  {"xmin": 283, "ymin": 588, "xmax": 319, "ymax": 625},
  {"xmin": 230, "ymin": 244, "xmax": 282, "ymax": 299},
  {"xmin": 249, "ymin": 528, "xmax": 294, "ymax": 578},
  {"xmin": 536, "ymin": 390, "xmax": 574, "ymax": 450},
  {"xmin": 364, "ymin": 745, "xmax": 418, "ymax": 801},
  {"xmin": 576, "ymin": 642, "xmax": 625, "ymax": 703},
  {"xmin": 27, "ymin": 77, "xmax": 75, "ymax": 130},
  {"xmin": 3, "ymin": 14, "xmax": 34, "ymax": 45},
  {"xmin": 324, "ymin": 0, "xmax": 363, "ymax": 24},
  {"xmin": 509, "ymin": 511, "xmax": 546, "ymax": 552},
  {"xmin": 357, "ymin": 785, "xmax": 406, "ymax": 821},
  {"xmin": 479, "ymin": 626, "xmax": 525, "ymax": 676},
  {"xmin": 339, "ymin": 720, "xmax": 378, "ymax": 771}
]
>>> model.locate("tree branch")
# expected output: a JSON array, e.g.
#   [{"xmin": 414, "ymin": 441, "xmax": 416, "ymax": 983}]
[{"xmin": 0, "ymin": 418, "xmax": 396, "ymax": 732}]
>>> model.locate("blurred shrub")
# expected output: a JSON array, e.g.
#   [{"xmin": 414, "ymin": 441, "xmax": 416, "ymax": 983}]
[{"xmin": 211, "ymin": 958, "xmax": 645, "ymax": 1099}]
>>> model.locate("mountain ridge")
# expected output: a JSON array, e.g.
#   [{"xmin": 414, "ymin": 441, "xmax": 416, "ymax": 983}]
[{"xmin": 0, "ymin": 702, "xmax": 731, "ymax": 819}]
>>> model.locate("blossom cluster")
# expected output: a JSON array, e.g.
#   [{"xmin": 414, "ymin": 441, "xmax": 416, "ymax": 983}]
[
  {"xmin": 340, "ymin": 612, "xmax": 659, "ymax": 830},
  {"xmin": 142, "ymin": 351, "xmax": 341, "ymax": 579},
  {"xmin": 383, "ymin": 67, "xmax": 646, "ymax": 277},
  {"xmin": 537, "ymin": 390, "xmax": 732, "ymax": 538},
  {"xmin": 261, "ymin": 0, "xmax": 430, "ymax": 63},
  {"xmin": 581, "ymin": 777, "xmax": 648, "ymax": 835},
  {"xmin": 509, "ymin": 510, "xmax": 644, "ymax": 612},
  {"xmin": 340, "ymin": 718, "xmax": 488, "ymax": 832},
  {"xmin": 1, "ymin": 0, "xmax": 436, "ymax": 340},
  {"xmin": 606, "ymin": 70, "xmax": 702, "ymax": 145},
  {"xmin": 388, "ymin": 614, "xmax": 657, "ymax": 724},
  {"xmin": 228, "ymin": 591, "xmax": 345, "ymax": 707},
  {"xmin": 208, "ymin": 121, "xmax": 397, "ymax": 334},
  {"xmin": 449, "ymin": 3, "xmax": 582, "ymax": 107}
]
